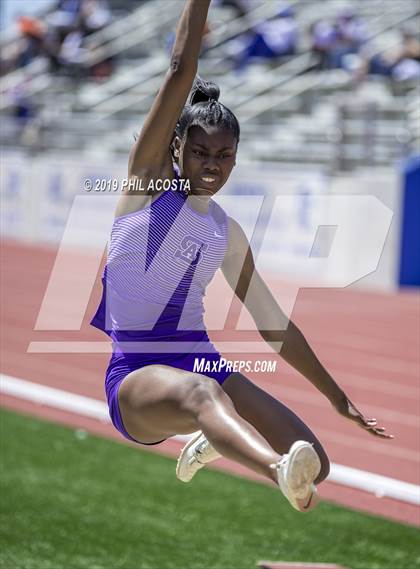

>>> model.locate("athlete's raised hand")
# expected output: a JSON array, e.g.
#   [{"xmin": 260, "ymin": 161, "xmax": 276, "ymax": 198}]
[
  {"xmin": 332, "ymin": 393, "xmax": 394, "ymax": 439},
  {"xmin": 117, "ymin": 0, "xmax": 212, "ymax": 218}
]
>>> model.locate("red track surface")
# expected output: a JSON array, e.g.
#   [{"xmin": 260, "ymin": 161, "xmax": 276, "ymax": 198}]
[{"xmin": 1, "ymin": 240, "xmax": 419, "ymax": 526}]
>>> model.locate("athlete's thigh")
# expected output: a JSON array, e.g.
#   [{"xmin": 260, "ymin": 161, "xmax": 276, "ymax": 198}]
[
  {"xmin": 118, "ymin": 364, "xmax": 212, "ymax": 443},
  {"xmin": 222, "ymin": 372, "xmax": 329, "ymax": 467}
]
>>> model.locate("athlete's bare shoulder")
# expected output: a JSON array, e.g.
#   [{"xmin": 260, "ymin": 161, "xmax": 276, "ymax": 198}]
[{"xmin": 115, "ymin": 151, "xmax": 175, "ymax": 218}]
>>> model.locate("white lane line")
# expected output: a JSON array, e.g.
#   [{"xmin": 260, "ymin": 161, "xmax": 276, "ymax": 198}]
[
  {"xmin": 330, "ymin": 464, "xmax": 420, "ymax": 505},
  {"xmin": 1, "ymin": 374, "xmax": 110, "ymax": 422},
  {"xmin": 1, "ymin": 374, "xmax": 419, "ymax": 506}
]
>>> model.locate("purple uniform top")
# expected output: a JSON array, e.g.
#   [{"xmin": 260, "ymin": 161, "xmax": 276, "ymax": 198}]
[{"xmin": 90, "ymin": 173, "xmax": 232, "ymax": 443}]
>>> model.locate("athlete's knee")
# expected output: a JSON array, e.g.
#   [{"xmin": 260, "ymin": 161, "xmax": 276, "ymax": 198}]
[{"xmin": 181, "ymin": 375, "xmax": 226, "ymax": 416}]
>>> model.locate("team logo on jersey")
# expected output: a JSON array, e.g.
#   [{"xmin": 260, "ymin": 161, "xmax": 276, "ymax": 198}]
[{"xmin": 175, "ymin": 236, "xmax": 208, "ymax": 265}]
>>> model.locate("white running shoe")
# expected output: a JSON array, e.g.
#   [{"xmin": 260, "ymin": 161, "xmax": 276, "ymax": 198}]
[
  {"xmin": 276, "ymin": 440, "xmax": 321, "ymax": 512},
  {"xmin": 176, "ymin": 431, "xmax": 221, "ymax": 483}
]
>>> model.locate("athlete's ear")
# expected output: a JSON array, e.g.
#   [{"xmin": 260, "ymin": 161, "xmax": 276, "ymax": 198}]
[{"xmin": 173, "ymin": 135, "xmax": 182, "ymax": 157}]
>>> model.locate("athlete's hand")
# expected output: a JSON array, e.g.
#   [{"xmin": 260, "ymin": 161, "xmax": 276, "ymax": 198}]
[{"xmin": 332, "ymin": 393, "xmax": 394, "ymax": 439}]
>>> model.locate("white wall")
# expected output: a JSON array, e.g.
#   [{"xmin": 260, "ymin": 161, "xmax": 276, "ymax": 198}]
[{"xmin": 1, "ymin": 151, "xmax": 399, "ymax": 291}]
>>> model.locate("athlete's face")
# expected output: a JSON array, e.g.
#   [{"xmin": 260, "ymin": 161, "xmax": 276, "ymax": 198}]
[{"xmin": 176, "ymin": 125, "xmax": 237, "ymax": 196}]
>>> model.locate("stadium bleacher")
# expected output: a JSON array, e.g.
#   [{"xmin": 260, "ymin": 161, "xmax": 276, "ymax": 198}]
[{"xmin": 1, "ymin": 0, "xmax": 419, "ymax": 171}]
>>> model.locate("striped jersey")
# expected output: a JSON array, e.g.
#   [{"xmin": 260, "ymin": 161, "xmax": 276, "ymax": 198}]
[{"xmin": 91, "ymin": 175, "xmax": 229, "ymax": 344}]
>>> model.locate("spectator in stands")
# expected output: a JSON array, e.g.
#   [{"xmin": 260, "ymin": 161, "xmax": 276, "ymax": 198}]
[
  {"xmin": 309, "ymin": 19, "xmax": 338, "ymax": 70},
  {"xmin": 357, "ymin": 26, "xmax": 420, "ymax": 82},
  {"xmin": 47, "ymin": 0, "xmax": 83, "ymax": 43},
  {"xmin": 309, "ymin": 6, "xmax": 367, "ymax": 71},
  {"xmin": 14, "ymin": 16, "xmax": 47, "ymax": 68},
  {"xmin": 3, "ymin": 15, "xmax": 60, "ymax": 74},
  {"xmin": 49, "ymin": 0, "xmax": 112, "ymax": 78},
  {"xmin": 80, "ymin": 0, "xmax": 111, "ymax": 36},
  {"xmin": 54, "ymin": 0, "xmax": 82, "ymax": 21},
  {"xmin": 57, "ymin": 26, "xmax": 85, "ymax": 74},
  {"xmin": 330, "ymin": 5, "xmax": 367, "ymax": 69},
  {"xmin": 232, "ymin": 5, "xmax": 298, "ymax": 70},
  {"xmin": 1, "ymin": 0, "xmax": 113, "ymax": 79}
]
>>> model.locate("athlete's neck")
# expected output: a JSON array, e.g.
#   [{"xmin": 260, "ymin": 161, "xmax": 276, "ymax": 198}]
[{"xmin": 187, "ymin": 192, "xmax": 211, "ymax": 214}]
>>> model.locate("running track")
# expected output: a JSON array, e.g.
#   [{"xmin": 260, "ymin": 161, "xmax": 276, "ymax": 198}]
[{"xmin": 1, "ymin": 240, "xmax": 419, "ymax": 526}]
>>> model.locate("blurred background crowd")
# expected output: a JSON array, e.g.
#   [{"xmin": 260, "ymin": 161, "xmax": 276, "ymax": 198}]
[
  {"xmin": 1, "ymin": 0, "xmax": 419, "ymax": 169},
  {"xmin": 1, "ymin": 0, "xmax": 113, "ymax": 78},
  {"xmin": 2, "ymin": 0, "xmax": 420, "ymax": 78}
]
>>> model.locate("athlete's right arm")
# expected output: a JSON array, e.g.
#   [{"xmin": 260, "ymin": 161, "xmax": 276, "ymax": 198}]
[{"xmin": 116, "ymin": 0, "xmax": 211, "ymax": 218}]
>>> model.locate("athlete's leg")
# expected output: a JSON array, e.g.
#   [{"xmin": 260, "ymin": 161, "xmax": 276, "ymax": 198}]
[
  {"xmin": 118, "ymin": 365, "xmax": 281, "ymax": 482},
  {"xmin": 221, "ymin": 373, "xmax": 330, "ymax": 484}
]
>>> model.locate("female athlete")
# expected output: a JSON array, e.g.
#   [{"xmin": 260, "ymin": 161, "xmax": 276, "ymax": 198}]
[{"xmin": 91, "ymin": 0, "xmax": 392, "ymax": 512}]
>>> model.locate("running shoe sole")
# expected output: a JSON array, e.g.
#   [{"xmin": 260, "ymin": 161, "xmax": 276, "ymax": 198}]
[{"xmin": 277, "ymin": 440, "xmax": 321, "ymax": 511}]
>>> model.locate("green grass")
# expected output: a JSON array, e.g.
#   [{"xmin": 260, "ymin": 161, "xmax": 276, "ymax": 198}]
[{"xmin": 0, "ymin": 408, "xmax": 419, "ymax": 569}]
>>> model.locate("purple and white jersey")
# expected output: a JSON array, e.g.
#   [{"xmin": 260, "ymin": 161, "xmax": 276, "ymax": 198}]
[{"xmin": 91, "ymin": 176, "xmax": 228, "ymax": 348}]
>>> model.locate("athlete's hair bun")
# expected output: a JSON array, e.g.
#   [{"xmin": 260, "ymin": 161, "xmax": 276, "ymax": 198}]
[
  {"xmin": 189, "ymin": 76, "xmax": 220, "ymax": 106},
  {"xmin": 174, "ymin": 75, "xmax": 239, "ymax": 146}
]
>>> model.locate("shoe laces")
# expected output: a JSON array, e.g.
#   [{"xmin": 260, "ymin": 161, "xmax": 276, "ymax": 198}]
[
  {"xmin": 278, "ymin": 454, "xmax": 289, "ymax": 468},
  {"xmin": 195, "ymin": 439, "xmax": 209, "ymax": 463}
]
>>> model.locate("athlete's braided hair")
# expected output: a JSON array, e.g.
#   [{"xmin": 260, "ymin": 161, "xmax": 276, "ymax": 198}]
[{"xmin": 174, "ymin": 76, "xmax": 240, "ymax": 150}]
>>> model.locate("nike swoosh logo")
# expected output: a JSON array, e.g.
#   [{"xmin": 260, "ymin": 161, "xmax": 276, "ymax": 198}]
[
  {"xmin": 302, "ymin": 491, "xmax": 315, "ymax": 510},
  {"xmin": 214, "ymin": 232, "xmax": 224, "ymax": 238}
]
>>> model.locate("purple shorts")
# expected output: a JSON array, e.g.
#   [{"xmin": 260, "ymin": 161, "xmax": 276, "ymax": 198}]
[{"xmin": 104, "ymin": 351, "xmax": 231, "ymax": 445}]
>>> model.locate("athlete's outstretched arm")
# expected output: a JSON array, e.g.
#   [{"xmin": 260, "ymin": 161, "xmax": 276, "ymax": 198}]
[
  {"xmin": 221, "ymin": 217, "xmax": 393, "ymax": 439},
  {"xmin": 116, "ymin": 0, "xmax": 211, "ymax": 217}
]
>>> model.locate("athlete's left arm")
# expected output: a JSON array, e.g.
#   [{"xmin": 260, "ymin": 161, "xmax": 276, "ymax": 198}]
[{"xmin": 221, "ymin": 217, "xmax": 393, "ymax": 439}]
